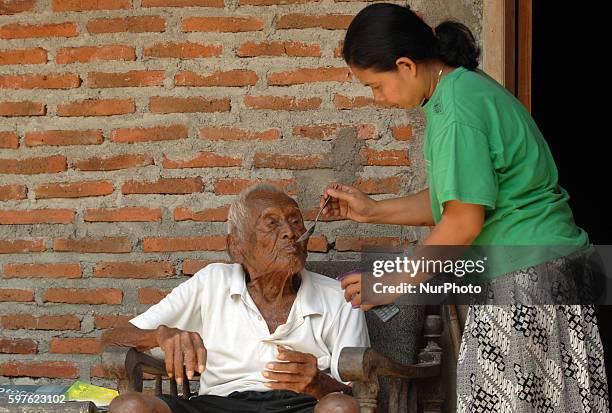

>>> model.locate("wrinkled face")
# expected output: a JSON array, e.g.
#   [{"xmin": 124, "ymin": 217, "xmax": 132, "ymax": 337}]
[
  {"xmin": 350, "ymin": 59, "xmax": 426, "ymax": 109},
  {"xmin": 234, "ymin": 191, "xmax": 307, "ymax": 277}
]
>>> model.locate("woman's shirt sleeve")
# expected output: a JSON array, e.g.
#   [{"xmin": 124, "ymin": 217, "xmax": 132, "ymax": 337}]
[{"xmin": 429, "ymin": 121, "xmax": 498, "ymax": 215}]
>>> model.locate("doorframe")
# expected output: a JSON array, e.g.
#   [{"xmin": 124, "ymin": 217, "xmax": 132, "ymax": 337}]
[{"xmin": 482, "ymin": 0, "xmax": 532, "ymax": 111}]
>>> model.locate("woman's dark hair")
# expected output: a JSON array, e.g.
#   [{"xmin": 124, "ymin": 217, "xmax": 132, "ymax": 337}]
[{"xmin": 342, "ymin": 3, "xmax": 480, "ymax": 71}]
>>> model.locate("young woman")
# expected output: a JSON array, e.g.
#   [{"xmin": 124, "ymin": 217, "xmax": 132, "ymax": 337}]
[{"xmin": 319, "ymin": 3, "xmax": 609, "ymax": 412}]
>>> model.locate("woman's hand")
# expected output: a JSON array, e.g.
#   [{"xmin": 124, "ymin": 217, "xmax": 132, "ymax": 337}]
[
  {"xmin": 320, "ymin": 183, "xmax": 377, "ymax": 223},
  {"xmin": 339, "ymin": 272, "xmax": 375, "ymax": 311}
]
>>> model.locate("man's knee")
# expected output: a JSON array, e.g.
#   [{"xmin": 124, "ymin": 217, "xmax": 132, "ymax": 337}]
[
  {"xmin": 108, "ymin": 392, "xmax": 171, "ymax": 413},
  {"xmin": 315, "ymin": 392, "xmax": 360, "ymax": 413}
]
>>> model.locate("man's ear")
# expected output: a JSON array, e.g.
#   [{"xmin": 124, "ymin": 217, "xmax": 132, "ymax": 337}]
[{"xmin": 226, "ymin": 234, "xmax": 244, "ymax": 263}]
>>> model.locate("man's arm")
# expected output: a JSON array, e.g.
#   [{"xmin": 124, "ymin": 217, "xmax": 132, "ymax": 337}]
[
  {"xmin": 100, "ymin": 323, "xmax": 158, "ymax": 352},
  {"xmin": 101, "ymin": 324, "xmax": 207, "ymax": 385}
]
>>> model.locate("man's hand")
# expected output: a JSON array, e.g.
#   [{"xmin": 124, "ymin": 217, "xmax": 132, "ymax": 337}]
[
  {"xmin": 155, "ymin": 325, "xmax": 206, "ymax": 385},
  {"xmin": 263, "ymin": 346, "xmax": 321, "ymax": 395}
]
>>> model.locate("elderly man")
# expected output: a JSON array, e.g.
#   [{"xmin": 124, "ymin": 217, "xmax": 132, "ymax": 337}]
[{"xmin": 102, "ymin": 183, "xmax": 369, "ymax": 413}]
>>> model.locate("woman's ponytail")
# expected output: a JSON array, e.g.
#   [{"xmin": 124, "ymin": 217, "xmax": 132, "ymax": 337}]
[{"xmin": 433, "ymin": 21, "xmax": 480, "ymax": 70}]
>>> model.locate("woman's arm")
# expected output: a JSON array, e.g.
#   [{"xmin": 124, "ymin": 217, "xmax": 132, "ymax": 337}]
[
  {"xmin": 368, "ymin": 188, "xmax": 435, "ymax": 226},
  {"xmin": 321, "ymin": 184, "xmax": 435, "ymax": 226}
]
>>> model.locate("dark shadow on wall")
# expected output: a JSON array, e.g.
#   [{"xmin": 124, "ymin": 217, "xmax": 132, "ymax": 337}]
[{"xmin": 532, "ymin": 2, "xmax": 612, "ymax": 397}]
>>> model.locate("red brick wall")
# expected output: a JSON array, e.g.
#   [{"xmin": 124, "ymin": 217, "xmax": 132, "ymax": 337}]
[{"xmin": 0, "ymin": 0, "xmax": 480, "ymax": 387}]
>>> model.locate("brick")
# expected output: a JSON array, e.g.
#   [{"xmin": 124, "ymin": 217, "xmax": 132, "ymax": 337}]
[
  {"xmin": 254, "ymin": 153, "xmax": 326, "ymax": 170},
  {"xmin": 43, "ymin": 288, "xmax": 123, "ymax": 304},
  {"xmin": 0, "ymin": 239, "xmax": 45, "ymax": 253},
  {"xmin": 236, "ymin": 41, "xmax": 320, "ymax": 57},
  {"xmin": 175, "ymin": 70, "xmax": 258, "ymax": 87},
  {"xmin": 0, "ymin": 339, "xmax": 37, "ymax": 354},
  {"xmin": 243, "ymin": 95, "xmax": 321, "ymax": 111},
  {"xmin": 110, "ymin": 124, "xmax": 187, "ymax": 143},
  {"xmin": 87, "ymin": 70, "xmax": 164, "ymax": 88},
  {"xmin": 4, "ymin": 263, "xmax": 82, "ymax": 278},
  {"xmin": 214, "ymin": 179, "xmax": 297, "ymax": 195},
  {"xmin": 93, "ymin": 314, "xmax": 133, "ymax": 329},
  {"xmin": 276, "ymin": 14, "xmax": 353, "ymax": 30},
  {"xmin": 268, "ymin": 67, "xmax": 351, "ymax": 85},
  {"xmin": 143, "ymin": 235, "xmax": 227, "ymax": 252},
  {"xmin": 293, "ymin": 124, "xmax": 377, "ymax": 140},
  {"xmin": 0, "ymin": 289, "xmax": 34, "ymax": 301},
  {"xmin": 391, "ymin": 125, "xmax": 413, "ymax": 141},
  {"xmin": 149, "ymin": 96, "xmax": 229, "ymax": 113},
  {"xmin": 174, "ymin": 206, "xmax": 228, "ymax": 222},
  {"xmin": 93, "ymin": 261, "xmax": 174, "ymax": 278},
  {"xmin": 335, "ymin": 236, "xmax": 410, "ymax": 252},
  {"xmin": 0, "ymin": 131, "xmax": 19, "ymax": 148},
  {"xmin": 182, "ymin": 259, "xmax": 224, "ymax": 275},
  {"xmin": 122, "ymin": 177, "xmax": 204, "ymax": 194},
  {"xmin": 73, "ymin": 154, "xmax": 153, "ymax": 171},
  {"xmin": 138, "ymin": 287, "xmax": 169, "ymax": 304},
  {"xmin": 0, "ymin": 0, "xmax": 36, "ymax": 14},
  {"xmin": 0, "ymin": 361, "xmax": 79, "ymax": 378},
  {"xmin": 182, "ymin": 16, "xmax": 263, "ymax": 32},
  {"xmin": 0, "ymin": 155, "xmax": 67, "ymax": 174},
  {"xmin": 143, "ymin": 0, "xmax": 223, "ymax": 6},
  {"xmin": 239, "ymin": 0, "xmax": 316, "ymax": 4},
  {"xmin": 87, "ymin": 16, "xmax": 165, "ymax": 33},
  {"xmin": 50, "ymin": 338, "xmax": 101, "ymax": 354},
  {"xmin": 53, "ymin": 237, "xmax": 132, "ymax": 253},
  {"xmin": 359, "ymin": 148, "xmax": 409, "ymax": 166},
  {"xmin": 334, "ymin": 40, "xmax": 343, "ymax": 57},
  {"xmin": 0, "ymin": 209, "xmax": 75, "ymax": 224},
  {"xmin": 56, "ymin": 45, "xmax": 135, "ymax": 64},
  {"xmin": 333, "ymin": 94, "xmax": 397, "ymax": 109},
  {"xmin": 0, "ymin": 73, "xmax": 80, "ymax": 89},
  {"xmin": 199, "ymin": 126, "xmax": 280, "ymax": 141},
  {"xmin": 353, "ymin": 177, "xmax": 400, "ymax": 194},
  {"xmin": 1, "ymin": 314, "xmax": 80, "ymax": 330},
  {"xmin": 0, "ymin": 100, "xmax": 45, "ymax": 116},
  {"xmin": 162, "ymin": 152, "xmax": 242, "ymax": 168},
  {"xmin": 35, "ymin": 180, "xmax": 114, "ymax": 199},
  {"xmin": 144, "ymin": 42, "xmax": 221, "ymax": 58},
  {"xmin": 0, "ymin": 184, "xmax": 27, "ymax": 201},
  {"xmin": 0, "ymin": 48, "xmax": 47, "ymax": 65},
  {"xmin": 52, "ymin": 0, "xmax": 131, "ymax": 11},
  {"xmin": 25, "ymin": 130, "xmax": 102, "ymax": 147},
  {"xmin": 84, "ymin": 207, "xmax": 162, "ymax": 222},
  {"xmin": 58, "ymin": 98, "xmax": 135, "ymax": 116},
  {"xmin": 307, "ymin": 235, "xmax": 328, "ymax": 252},
  {"xmin": 0, "ymin": 22, "xmax": 77, "ymax": 39}
]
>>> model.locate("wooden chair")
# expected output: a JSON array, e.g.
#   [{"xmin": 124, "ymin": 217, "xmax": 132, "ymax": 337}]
[{"xmin": 101, "ymin": 261, "xmax": 464, "ymax": 412}]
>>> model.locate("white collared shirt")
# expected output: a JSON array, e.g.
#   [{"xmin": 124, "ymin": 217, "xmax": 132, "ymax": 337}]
[{"xmin": 129, "ymin": 263, "xmax": 370, "ymax": 396}]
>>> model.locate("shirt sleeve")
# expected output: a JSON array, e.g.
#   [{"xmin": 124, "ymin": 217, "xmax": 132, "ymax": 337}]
[
  {"xmin": 430, "ymin": 121, "xmax": 498, "ymax": 214},
  {"xmin": 129, "ymin": 272, "xmax": 203, "ymax": 334},
  {"xmin": 326, "ymin": 302, "xmax": 370, "ymax": 384}
]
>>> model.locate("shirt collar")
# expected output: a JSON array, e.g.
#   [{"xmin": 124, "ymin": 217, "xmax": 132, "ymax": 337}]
[{"xmin": 229, "ymin": 264, "xmax": 323, "ymax": 317}]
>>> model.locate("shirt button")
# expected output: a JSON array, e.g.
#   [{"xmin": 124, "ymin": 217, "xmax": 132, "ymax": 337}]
[{"xmin": 258, "ymin": 316, "xmax": 262, "ymax": 321}]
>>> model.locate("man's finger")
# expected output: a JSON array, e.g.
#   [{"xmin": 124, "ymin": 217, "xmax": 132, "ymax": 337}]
[
  {"xmin": 173, "ymin": 336, "xmax": 183, "ymax": 385},
  {"xmin": 181, "ymin": 332, "xmax": 196, "ymax": 380},
  {"xmin": 263, "ymin": 371, "xmax": 304, "ymax": 382},
  {"xmin": 164, "ymin": 343, "xmax": 174, "ymax": 379},
  {"xmin": 191, "ymin": 333, "xmax": 206, "ymax": 374},
  {"xmin": 265, "ymin": 361, "xmax": 300, "ymax": 373},
  {"xmin": 277, "ymin": 350, "xmax": 310, "ymax": 363}
]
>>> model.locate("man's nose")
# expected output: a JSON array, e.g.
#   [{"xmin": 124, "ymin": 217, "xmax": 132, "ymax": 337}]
[{"xmin": 279, "ymin": 220, "xmax": 299, "ymax": 240}]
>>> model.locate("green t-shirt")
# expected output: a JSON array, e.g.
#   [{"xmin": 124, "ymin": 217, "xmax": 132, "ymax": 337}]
[{"xmin": 422, "ymin": 66, "xmax": 589, "ymax": 278}]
